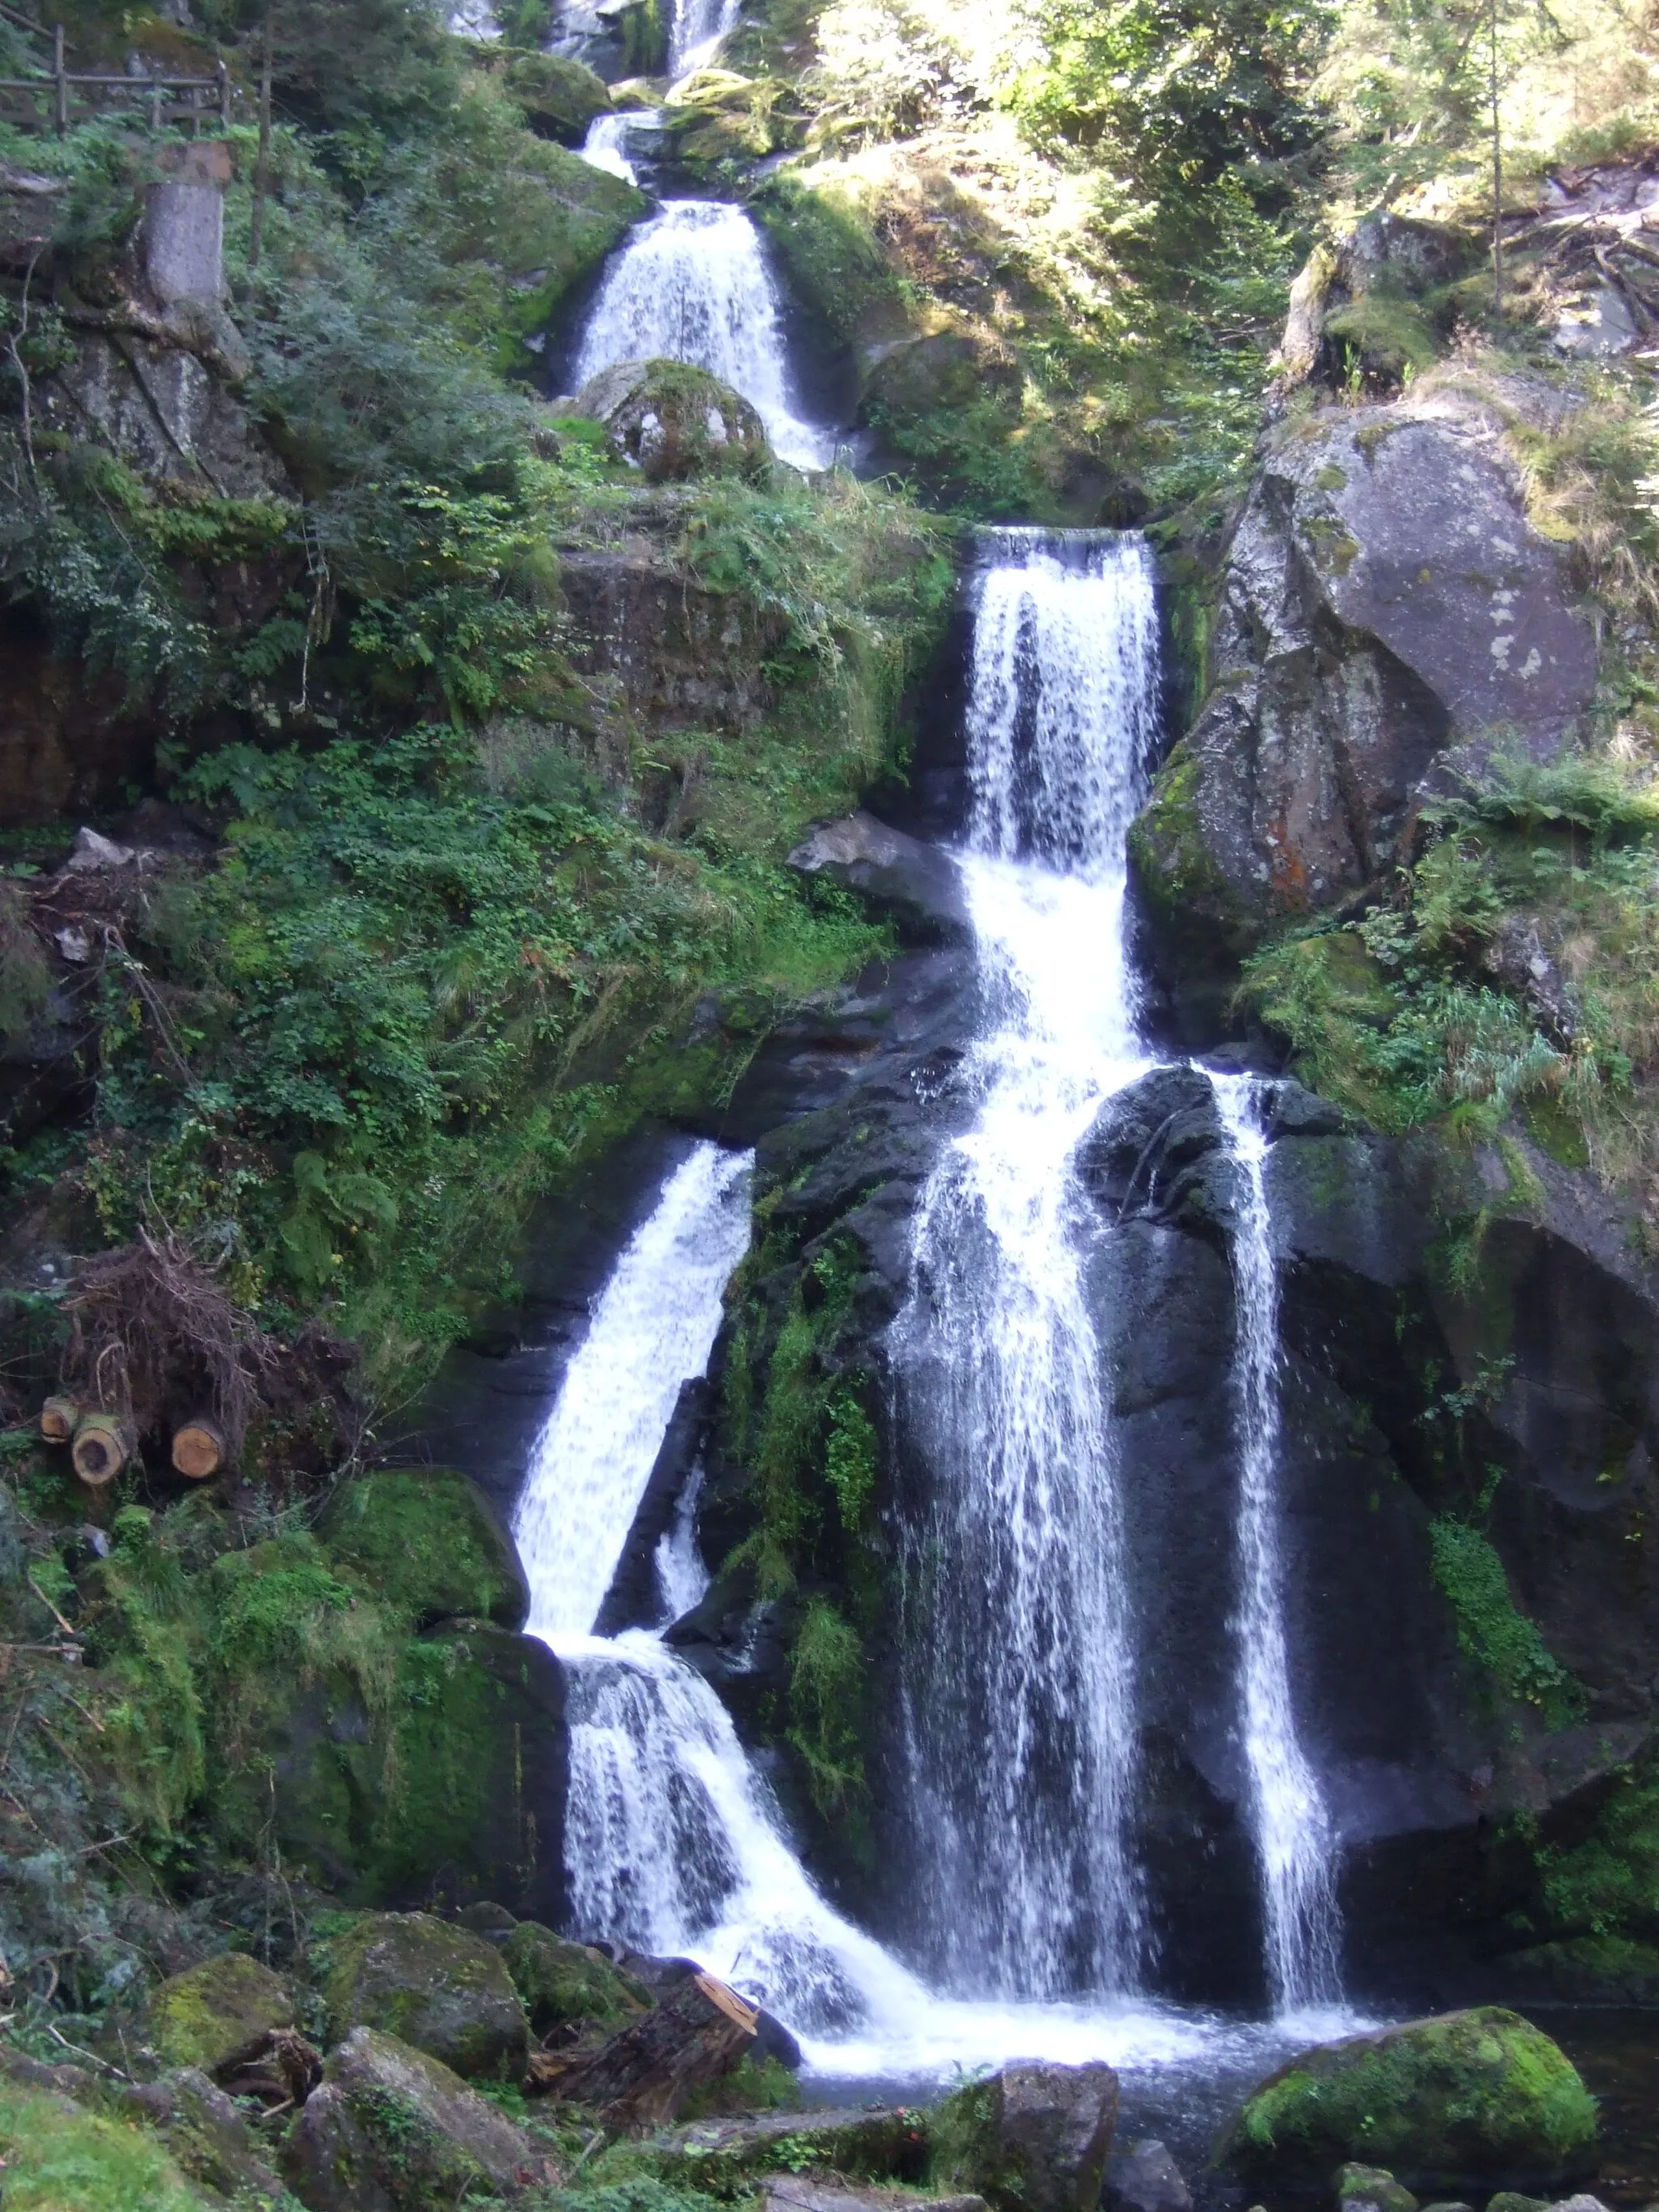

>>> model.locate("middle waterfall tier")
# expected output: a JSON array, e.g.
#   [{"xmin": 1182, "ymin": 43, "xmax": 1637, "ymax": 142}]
[{"xmin": 569, "ymin": 200, "xmax": 835, "ymax": 469}]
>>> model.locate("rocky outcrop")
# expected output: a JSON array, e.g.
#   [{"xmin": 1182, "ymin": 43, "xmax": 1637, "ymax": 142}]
[
  {"xmin": 576, "ymin": 357, "xmax": 772, "ymax": 481},
  {"xmin": 144, "ymin": 1952, "xmax": 296, "ymax": 2076},
  {"xmin": 1217, "ymin": 2008, "xmax": 1597, "ymax": 2193},
  {"xmin": 787, "ymin": 810, "xmax": 970, "ymax": 944},
  {"xmin": 321, "ymin": 1467, "xmax": 530, "ymax": 1631},
  {"xmin": 321, "ymin": 1912, "xmax": 531, "ymax": 2080},
  {"xmin": 281, "ymin": 2026, "xmax": 551, "ymax": 2210},
  {"xmin": 1132, "ymin": 373, "xmax": 1600, "ymax": 981},
  {"xmin": 934, "ymin": 2062, "xmax": 1120, "ymax": 2212}
]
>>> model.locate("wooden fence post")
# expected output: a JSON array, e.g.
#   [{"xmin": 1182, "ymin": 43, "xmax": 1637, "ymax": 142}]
[
  {"xmin": 216, "ymin": 53, "xmax": 230, "ymax": 128},
  {"xmin": 52, "ymin": 19, "xmax": 65, "ymax": 134}
]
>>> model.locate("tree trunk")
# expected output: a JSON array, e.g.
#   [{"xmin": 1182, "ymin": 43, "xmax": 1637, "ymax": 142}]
[
  {"xmin": 72, "ymin": 1413, "xmax": 134, "ymax": 1485},
  {"xmin": 171, "ymin": 1413, "xmax": 227, "ymax": 1480},
  {"xmin": 524, "ymin": 1970, "xmax": 757, "ymax": 2127},
  {"xmin": 40, "ymin": 1395, "xmax": 79, "ymax": 1443}
]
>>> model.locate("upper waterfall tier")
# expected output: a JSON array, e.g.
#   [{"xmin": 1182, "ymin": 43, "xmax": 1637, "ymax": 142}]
[{"xmin": 571, "ymin": 200, "xmax": 834, "ymax": 470}]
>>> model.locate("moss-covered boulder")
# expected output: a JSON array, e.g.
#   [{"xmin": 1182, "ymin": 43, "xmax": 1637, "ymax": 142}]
[
  {"xmin": 501, "ymin": 50, "xmax": 611, "ymax": 143},
  {"xmin": 1217, "ymin": 2008, "xmax": 1597, "ymax": 2195},
  {"xmin": 933, "ymin": 2062, "xmax": 1120, "ymax": 2212},
  {"xmin": 0, "ymin": 2075, "xmax": 220, "ymax": 2212},
  {"xmin": 145, "ymin": 1954, "xmax": 295, "ymax": 2077},
  {"xmin": 282, "ymin": 2026, "xmax": 546, "ymax": 2210},
  {"xmin": 501, "ymin": 1921, "xmax": 653, "ymax": 2038},
  {"xmin": 321, "ymin": 1468, "xmax": 528, "ymax": 1630},
  {"xmin": 120, "ymin": 2068, "xmax": 288, "ymax": 2202},
  {"xmin": 659, "ymin": 70, "xmax": 804, "ymax": 185},
  {"xmin": 321, "ymin": 1912, "xmax": 530, "ymax": 2081},
  {"xmin": 576, "ymin": 359, "xmax": 771, "ymax": 482}
]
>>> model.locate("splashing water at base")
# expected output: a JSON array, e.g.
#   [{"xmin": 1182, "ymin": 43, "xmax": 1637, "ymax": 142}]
[
  {"xmin": 1207, "ymin": 1072, "xmax": 1345, "ymax": 2019},
  {"xmin": 894, "ymin": 531, "xmax": 1160, "ymax": 2000},
  {"xmin": 572, "ymin": 201, "xmax": 834, "ymax": 469},
  {"xmin": 670, "ymin": 0, "xmax": 742, "ymax": 73}
]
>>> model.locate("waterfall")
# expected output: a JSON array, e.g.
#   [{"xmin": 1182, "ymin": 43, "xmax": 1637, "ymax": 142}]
[
  {"xmin": 1206, "ymin": 1074, "xmax": 1345, "ymax": 2018},
  {"xmin": 670, "ymin": 0, "xmax": 742, "ymax": 73},
  {"xmin": 894, "ymin": 531, "xmax": 1161, "ymax": 1999},
  {"xmin": 515, "ymin": 1143, "xmax": 753, "ymax": 1642},
  {"xmin": 571, "ymin": 201, "xmax": 833, "ymax": 470},
  {"xmin": 579, "ymin": 110, "xmax": 655, "ymax": 185}
]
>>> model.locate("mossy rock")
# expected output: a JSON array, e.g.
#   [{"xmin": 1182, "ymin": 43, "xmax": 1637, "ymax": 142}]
[
  {"xmin": 751, "ymin": 168, "xmax": 909, "ymax": 347},
  {"xmin": 501, "ymin": 1922, "xmax": 653, "ymax": 2037},
  {"xmin": 321, "ymin": 1912, "xmax": 530, "ymax": 2081},
  {"xmin": 659, "ymin": 70, "xmax": 804, "ymax": 184},
  {"xmin": 576, "ymin": 358, "xmax": 771, "ymax": 482},
  {"xmin": 145, "ymin": 1953, "xmax": 295, "ymax": 2076},
  {"xmin": 862, "ymin": 326, "xmax": 1021, "ymax": 424},
  {"xmin": 502, "ymin": 50, "xmax": 611, "ymax": 143},
  {"xmin": 1217, "ymin": 2007, "xmax": 1597, "ymax": 2194},
  {"xmin": 321, "ymin": 1467, "xmax": 528, "ymax": 1630}
]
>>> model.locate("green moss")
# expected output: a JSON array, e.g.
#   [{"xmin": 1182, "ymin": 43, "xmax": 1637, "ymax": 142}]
[
  {"xmin": 500, "ymin": 51, "xmax": 612, "ymax": 141},
  {"xmin": 1428, "ymin": 1519, "xmax": 1582, "ymax": 1724},
  {"xmin": 1130, "ymin": 739, "xmax": 1244, "ymax": 929},
  {"xmin": 145, "ymin": 1952, "xmax": 296, "ymax": 2074},
  {"xmin": 501, "ymin": 1923, "xmax": 652, "ymax": 2037},
  {"xmin": 0, "ymin": 2086, "xmax": 215, "ymax": 2212},
  {"xmin": 1221, "ymin": 2007, "xmax": 1597, "ymax": 2192},
  {"xmin": 751, "ymin": 169, "xmax": 910, "ymax": 346},
  {"xmin": 787, "ymin": 1594, "xmax": 868, "ymax": 1830},
  {"xmin": 321, "ymin": 1468, "xmax": 526, "ymax": 1630},
  {"xmin": 1536, "ymin": 1749, "xmax": 1659, "ymax": 1944},
  {"xmin": 825, "ymin": 1386, "xmax": 877, "ymax": 1532}
]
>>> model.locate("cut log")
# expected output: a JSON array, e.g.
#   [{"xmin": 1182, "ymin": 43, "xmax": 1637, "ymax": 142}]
[
  {"xmin": 40, "ymin": 1396, "xmax": 79, "ymax": 1443},
  {"xmin": 525, "ymin": 1968, "xmax": 757, "ymax": 2128},
  {"xmin": 72, "ymin": 1413, "xmax": 134, "ymax": 1486},
  {"xmin": 170, "ymin": 1413, "xmax": 227, "ymax": 1480}
]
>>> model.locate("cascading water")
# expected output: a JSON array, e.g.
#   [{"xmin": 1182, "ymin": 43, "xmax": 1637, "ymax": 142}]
[
  {"xmin": 578, "ymin": 109, "xmax": 656, "ymax": 185},
  {"xmin": 570, "ymin": 202, "xmax": 834, "ymax": 470},
  {"xmin": 669, "ymin": 0, "xmax": 742, "ymax": 73},
  {"xmin": 1206, "ymin": 1074, "xmax": 1345, "ymax": 2019},
  {"xmin": 894, "ymin": 531, "xmax": 1160, "ymax": 1999}
]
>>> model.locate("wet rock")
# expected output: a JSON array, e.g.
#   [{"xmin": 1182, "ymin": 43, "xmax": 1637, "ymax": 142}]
[
  {"xmin": 1218, "ymin": 2007, "xmax": 1597, "ymax": 2193},
  {"xmin": 1491, "ymin": 1933, "xmax": 1659, "ymax": 2004},
  {"xmin": 281, "ymin": 2025, "xmax": 551, "ymax": 2211},
  {"xmin": 1337, "ymin": 2164, "xmax": 1419, "ymax": 2212},
  {"xmin": 144, "ymin": 1951, "xmax": 296, "ymax": 2076},
  {"xmin": 322, "ymin": 1912, "xmax": 530, "ymax": 2081},
  {"xmin": 768, "ymin": 2184, "xmax": 988, "ymax": 2212},
  {"xmin": 120, "ymin": 2066, "xmax": 288, "ymax": 2201},
  {"xmin": 501, "ymin": 51, "xmax": 612, "ymax": 143},
  {"xmin": 502, "ymin": 1920, "xmax": 653, "ymax": 2039},
  {"xmin": 654, "ymin": 2104, "xmax": 936, "ymax": 2189},
  {"xmin": 1132, "ymin": 378, "xmax": 1600, "ymax": 964},
  {"xmin": 577, "ymin": 357, "xmax": 771, "ymax": 482},
  {"xmin": 319, "ymin": 1466, "xmax": 529, "ymax": 1630},
  {"xmin": 1103, "ymin": 2137, "xmax": 1192, "ymax": 2212},
  {"xmin": 936, "ymin": 2061, "xmax": 1119, "ymax": 2212},
  {"xmin": 788, "ymin": 812, "xmax": 971, "ymax": 946}
]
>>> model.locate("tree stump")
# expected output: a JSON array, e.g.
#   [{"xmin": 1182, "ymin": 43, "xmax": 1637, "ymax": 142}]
[
  {"xmin": 524, "ymin": 1969, "xmax": 757, "ymax": 2127},
  {"xmin": 72, "ymin": 1413, "xmax": 134, "ymax": 1486},
  {"xmin": 40, "ymin": 1396, "xmax": 79, "ymax": 1443},
  {"xmin": 171, "ymin": 1413, "xmax": 227, "ymax": 1480}
]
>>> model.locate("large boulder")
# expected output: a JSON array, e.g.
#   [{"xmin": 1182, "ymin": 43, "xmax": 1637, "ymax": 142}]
[
  {"xmin": 501, "ymin": 1920, "xmax": 653, "ymax": 2039},
  {"xmin": 934, "ymin": 2061, "xmax": 1119, "ymax": 2212},
  {"xmin": 120, "ymin": 2067, "xmax": 288, "ymax": 2203},
  {"xmin": 321, "ymin": 1912, "xmax": 531, "ymax": 2081},
  {"xmin": 281, "ymin": 2026, "xmax": 548, "ymax": 2212},
  {"xmin": 575, "ymin": 358, "xmax": 771, "ymax": 482},
  {"xmin": 1132, "ymin": 374, "xmax": 1600, "ymax": 960},
  {"xmin": 320, "ymin": 1467, "xmax": 529, "ymax": 1630},
  {"xmin": 1216, "ymin": 2007, "xmax": 1597, "ymax": 2194},
  {"xmin": 501, "ymin": 51, "xmax": 611, "ymax": 143},
  {"xmin": 144, "ymin": 1953, "xmax": 296, "ymax": 2077},
  {"xmin": 787, "ymin": 812, "xmax": 970, "ymax": 946}
]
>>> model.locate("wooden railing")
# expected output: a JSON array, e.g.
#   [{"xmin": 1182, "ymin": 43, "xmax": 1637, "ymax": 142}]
[{"xmin": 0, "ymin": 24, "xmax": 236, "ymax": 135}]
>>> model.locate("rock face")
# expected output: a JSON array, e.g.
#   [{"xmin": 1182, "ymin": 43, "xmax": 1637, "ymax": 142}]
[
  {"xmin": 320, "ymin": 1467, "xmax": 529, "ymax": 1630},
  {"xmin": 936, "ymin": 2061, "xmax": 1120, "ymax": 2212},
  {"xmin": 145, "ymin": 1952, "xmax": 296, "ymax": 2076},
  {"xmin": 1133, "ymin": 375, "xmax": 1600, "ymax": 959},
  {"xmin": 1103, "ymin": 2138, "xmax": 1192, "ymax": 2212},
  {"xmin": 576, "ymin": 357, "xmax": 772, "ymax": 481},
  {"xmin": 281, "ymin": 2026, "xmax": 548, "ymax": 2212},
  {"xmin": 321, "ymin": 1912, "xmax": 530, "ymax": 2080},
  {"xmin": 120, "ymin": 2067, "xmax": 288, "ymax": 2202},
  {"xmin": 1218, "ymin": 2007, "xmax": 1597, "ymax": 2193},
  {"xmin": 787, "ymin": 811, "xmax": 970, "ymax": 944}
]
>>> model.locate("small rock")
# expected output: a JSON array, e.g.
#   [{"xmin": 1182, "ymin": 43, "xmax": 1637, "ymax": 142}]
[
  {"xmin": 55, "ymin": 926, "xmax": 92, "ymax": 963},
  {"xmin": 322, "ymin": 1912, "xmax": 530, "ymax": 2081},
  {"xmin": 1337, "ymin": 2164, "xmax": 1419, "ymax": 2212},
  {"xmin": 145, "ymin": 1951, "xmax": 296, "ymax": 2076},
  {"xmin": 1106, "ymin": 2137, "xmax": 1192, "ymax": 2212},
  {"xmin": 1486, "ymin": 2197, "xmax": 1550, "ymax": 2212},
  {"xmin": 66, "ymin": 826, "xmax": 135, "ymax": 872},
  {"xmin": 281, "ymin": 2026, "xmax": 552, "ymax": 2212},
  {"xmin": 936, "ymin": 2061, "xmax": 1119, "ymax": 2212},
  {"xmin": 457, "ymin": 1899, "xmax": 520, "ymax": 1939},
  {"xmin": 574, "ymin": 356, "xmax": 771, "ymax": 482}
]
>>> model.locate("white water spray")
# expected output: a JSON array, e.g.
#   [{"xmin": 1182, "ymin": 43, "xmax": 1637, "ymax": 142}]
[
  {"xmin": 670, "ymin": 0, "xmax": 742, "ymax": 73},
  {"xmin": 895, "ymin": 531, "xmax": 1160, "ymax": 1998},
  {"xmin": 1207, "ymin": 1073, "xmax": 1345, "ymax": 2019},
  {"xmin": 579, "ymin": 109, "xmax": 656, "ymax": 185},
  {"xmin": 516, "ymin": 1144, "xmax": 751, "ymax": 1643},
  {"xmin": 572, "ymin": 201, "xmax": 833, "ymax": 469}
]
